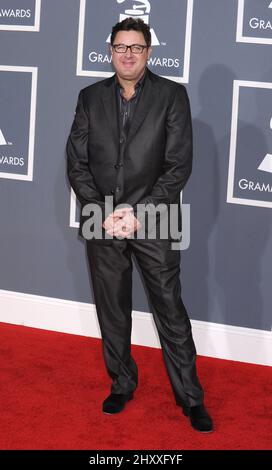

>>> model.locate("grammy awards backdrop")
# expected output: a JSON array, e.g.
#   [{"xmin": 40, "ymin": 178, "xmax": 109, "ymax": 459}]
[{"xmin": 0, "ymin": 0, "xmax": 271, "ymax": 366}]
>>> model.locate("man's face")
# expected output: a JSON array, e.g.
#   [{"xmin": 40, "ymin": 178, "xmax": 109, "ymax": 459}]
[{"xmin": 110, "ymin": 30, "xmax": 152, "ymax": 81}]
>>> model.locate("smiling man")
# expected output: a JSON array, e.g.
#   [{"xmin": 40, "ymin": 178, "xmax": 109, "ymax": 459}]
[{"xmin": 67, "ymin": 18, "xmax": 213, "ymax": 433}]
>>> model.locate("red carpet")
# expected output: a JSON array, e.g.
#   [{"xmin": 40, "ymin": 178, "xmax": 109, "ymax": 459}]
[{"xmin": 0, "ymin": 322, "xmax": 271, "ymax": 450}]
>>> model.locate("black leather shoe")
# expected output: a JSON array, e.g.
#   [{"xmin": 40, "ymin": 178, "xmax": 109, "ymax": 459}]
[
  {"xmin": 102, "ymin": 392, "xmax": 134, "ymax": 414},
  {"xmin": 183, "ymin": 404, "xmax": 213, "ymax": 433}
]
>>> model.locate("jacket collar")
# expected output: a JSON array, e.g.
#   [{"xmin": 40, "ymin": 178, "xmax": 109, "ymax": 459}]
[{"xmin": 101, "ymin": 68, "xmax": 157, "ymax": 144}]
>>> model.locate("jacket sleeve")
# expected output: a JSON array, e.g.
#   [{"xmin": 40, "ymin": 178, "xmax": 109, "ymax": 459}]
[
  {"xmin": 135, "ymin": 85, "xmax": 193, "ymax": 212},
  {"xmin": 66, "ymin": 90, "xmax": 105, "ymax": 213}
]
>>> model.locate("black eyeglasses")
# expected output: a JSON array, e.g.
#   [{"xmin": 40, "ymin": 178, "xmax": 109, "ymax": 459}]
[{"xmin": 112, "ymin": 44, "xmax": 149, "ymax": 54}]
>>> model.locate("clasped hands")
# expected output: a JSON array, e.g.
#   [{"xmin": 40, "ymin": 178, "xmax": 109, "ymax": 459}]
[{"xmin": 102, "ymin": 207, "xmax": 141, "ymax": 238}]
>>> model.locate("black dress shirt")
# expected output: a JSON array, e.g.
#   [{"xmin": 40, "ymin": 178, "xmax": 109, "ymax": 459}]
[
  {"xmin": 113, "ymin": 69, "xmax": 147, "ymax": 200},
  {"xmin": 115, "ymin": 68, "xmax": 147, "ymax": 136}
]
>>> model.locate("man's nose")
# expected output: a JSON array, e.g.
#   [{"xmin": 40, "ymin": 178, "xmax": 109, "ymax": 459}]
[{"xmin": 125, "ymin": 47, "xmax": 133, "ymax": 57}]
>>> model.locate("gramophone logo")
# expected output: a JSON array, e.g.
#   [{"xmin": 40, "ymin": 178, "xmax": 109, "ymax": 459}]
[
  {"xmin": 0, "ymin": 65, "xmax": 37, "ymax": 181},
  {"xmin": 237, "ymin": 0, "xmax": 272, "ymax": 45},
  {"xmin": 258, "ymin": 118, "xmax": 272, "ymax": 174},
  {"xmin": 0, "ymin": 0, "xmax": 41, "ymax": 31},
  {"xmin": 0, "ymin": 128, "xmax": 12, "ymax": 146},
  {"xmin": 227, "ymin": 81, "xmax": 272, "ymax": 209},
  {"xmin": 106, "ymin": 0, "xmax": 160, "ymax": 45},
  {"xmin": 77, "ymin": 0, "xmax": 194, "ymax": 82}
]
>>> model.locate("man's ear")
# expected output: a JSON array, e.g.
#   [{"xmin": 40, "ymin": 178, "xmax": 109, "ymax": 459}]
[{"xmin": 147, "ymin": 47, "xmax": 152, "ymax": 59}]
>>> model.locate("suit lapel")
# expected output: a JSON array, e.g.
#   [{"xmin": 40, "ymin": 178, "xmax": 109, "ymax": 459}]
[
  {"xmin": 126, "ymin": 69, "xmax": 156, "ymax": 144},
  {"xmin": 101, "ymin": 75, "xmax": 119, "ymax": 145}
]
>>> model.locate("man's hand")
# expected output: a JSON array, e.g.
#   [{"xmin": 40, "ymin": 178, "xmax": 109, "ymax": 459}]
[
  {"xmin": 102, "ymin": 212, "xmax": 121, "ymax": 233},
  {"xmin": 102, "ymin": 207, "xmax": 141, "ymax": 238}
]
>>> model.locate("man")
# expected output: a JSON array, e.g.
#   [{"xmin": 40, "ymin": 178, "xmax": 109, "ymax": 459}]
[{"xmin": 67, "ymin": 18, "xmax": 213, "ymax": 433}]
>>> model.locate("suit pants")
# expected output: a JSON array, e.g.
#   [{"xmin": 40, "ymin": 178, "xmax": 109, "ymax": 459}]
[{"xmin": 86, "ymin": 238, "xmax": 204, "ymax": 408}]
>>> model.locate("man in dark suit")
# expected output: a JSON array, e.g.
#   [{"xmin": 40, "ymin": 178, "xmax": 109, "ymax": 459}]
[{"xmin": 67, "ymin": 18, "xmax": 213, "ymax": 433}]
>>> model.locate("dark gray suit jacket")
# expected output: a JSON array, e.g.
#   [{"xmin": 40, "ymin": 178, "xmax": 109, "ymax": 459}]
[{"xmin": 66, "ymin": 67, "xmax": 192, "ymax": 241}]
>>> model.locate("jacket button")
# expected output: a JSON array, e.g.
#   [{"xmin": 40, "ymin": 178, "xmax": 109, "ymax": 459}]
[
  {"xmin": 110, "ymin": 187, "xmax": 121, "ymax": 194},
  {"xmin": 114, "ymin": 163, "xmax": 123, "ymax": 169}
]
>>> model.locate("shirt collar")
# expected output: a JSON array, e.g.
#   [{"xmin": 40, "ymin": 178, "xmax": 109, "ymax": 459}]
[{"xmin": 115, "ymin": 67, "xmax": 147, "ymax": 91}]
